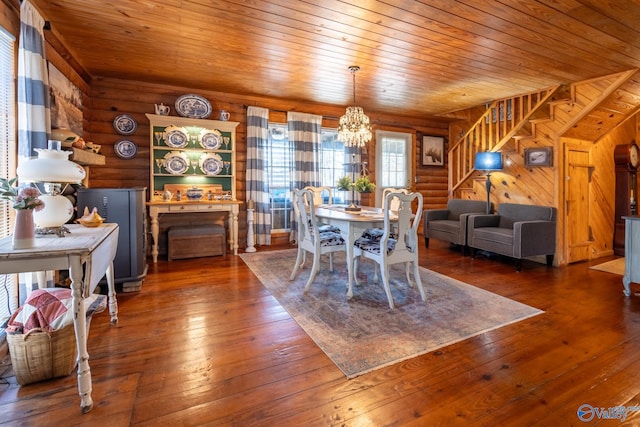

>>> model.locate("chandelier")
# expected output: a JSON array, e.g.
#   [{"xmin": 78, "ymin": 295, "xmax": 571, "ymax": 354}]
[{"xmin": 337, "ymin": 66, "xmax": 372, "ymax": 147}]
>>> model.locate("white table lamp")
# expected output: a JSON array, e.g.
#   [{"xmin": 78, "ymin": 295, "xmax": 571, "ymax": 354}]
[{"xmin": 16, "ymin": 148, "xmax": 86, "ymax": 235}]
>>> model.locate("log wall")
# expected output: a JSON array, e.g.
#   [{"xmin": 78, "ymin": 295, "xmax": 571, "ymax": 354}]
[
  {"xmin": 83, "ymin": 77, "xmax": 449, "ymax": 250},
  {"xmin": 5, "ymin": 0, "xmax": 640, "ymax": 261},
  {"xmin": 0, "ymin": 0, "xmax": 452, "ymax": 253}
]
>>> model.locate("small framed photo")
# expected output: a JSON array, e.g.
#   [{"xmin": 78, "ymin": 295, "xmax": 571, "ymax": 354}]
[
  {"xmin": 524, "ymin": 147, "xmax": 553, "ymax": 167},
  {"xmin": 422, "ymin": 136, "xmax": 445, "ymax": 166}
]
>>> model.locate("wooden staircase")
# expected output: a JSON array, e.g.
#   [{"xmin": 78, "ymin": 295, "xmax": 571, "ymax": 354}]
[
  {"xmin": 448, "ymin": 87, "xmax": 560, "ymax": 195},
  {"xmin": 445, "ymin": 69, "xmax": 640, "ymax": 266}
]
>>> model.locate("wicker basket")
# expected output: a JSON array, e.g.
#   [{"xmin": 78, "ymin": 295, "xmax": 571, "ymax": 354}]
[{"xmin": 7, "ymin": 323, "xmax": 78, "ymax": 386}]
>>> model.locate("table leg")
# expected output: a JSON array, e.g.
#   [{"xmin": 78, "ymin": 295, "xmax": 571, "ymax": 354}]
[
  {"xmin": 150, "ymin": 210, "xmax": 159, "ymax": 263},
  {"xmin": 36, "ymin": 271, "xmax": 47, "ymax": 289},
  {"xmin": 106, "ymin": 262, "xmax": 118, "ymax": 324},
  {"xmin": 69, "ymin": 256, "xmax": 93, "ymax": 413},
  {"xmin": 22, "ymin": 272, "xmax": 39, "ymax": 299},
  {"xmin": 345, "ymin": 224, "xmax": 355, "ymax": 299},
  {"xmin": 623, "ymin": 274, "xmax": 631, "ymax": 297},
  {"xmin": 230, "ymin": 206, "xmax": 239, "ymax": 255}
]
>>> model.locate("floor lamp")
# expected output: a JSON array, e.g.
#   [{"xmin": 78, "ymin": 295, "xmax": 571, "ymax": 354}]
[{"xmin": 474, "ymin": 151, "xmax": 503, "ymax": 214}]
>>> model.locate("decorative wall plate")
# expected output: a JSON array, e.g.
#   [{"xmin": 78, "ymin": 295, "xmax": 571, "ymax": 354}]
[
  {"xmin": 163, "ymin": 151, "xmax": 189, "ymax": 174},
  {"xmin": 163, "ymin": 125, "xmax": 189, "ymax": 148},
  {"xmin": 174, "ymin": 94, "xmax": 212, "ymax": 119},
  {"xmin": 113, "ymin": 114, "xmax": 137, "ymax": 135},
  {"xmin": 198, "ymin": 152, "xmax": 223, "ymax": 175},
  {"xmin": 199, "ymin": 128, "xmax": 222, "ymax": 150},
  {"xmin": 114, "ymin": 139, "xmax": 138, "ymax": 159}
]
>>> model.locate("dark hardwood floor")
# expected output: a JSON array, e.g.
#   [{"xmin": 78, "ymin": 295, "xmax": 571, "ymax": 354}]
[{"xmin": 2, "ymin": 239, "xmax": 640, "ymax": 426}]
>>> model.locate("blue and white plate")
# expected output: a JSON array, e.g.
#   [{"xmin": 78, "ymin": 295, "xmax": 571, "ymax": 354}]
[
  {"xmin": 113, "ymin": 114, "xmax": 137, "ymax": 135},
  {"xmin": 199, "ymin": 153, "xmax": 223, "ymax": 175},
  {"xmin": 199, "ymin": 128, "xmax": 222, "ymax": 150},
  {"xmin": 175, "ymin": 94, "xmax": 212, "ymax": 119},
  {"xmin": 163, "ymin": 151, "xmax": 189, "ymax": 175},
  {"xmin": 114, "ymin": 139, "xmax": 138, "ymax": 159},
  {"xmin": 163, "ymin": 125, "xmax": 189, "ymax": 148}
]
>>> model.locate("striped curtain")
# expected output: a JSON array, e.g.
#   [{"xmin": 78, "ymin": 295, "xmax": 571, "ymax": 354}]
[
  {"xmin": 17, "ymin": 0, "xmax": 50, "ymax": 163},
  {"xmin": 287, "ymin": 111, "xmax": 322, "ymax": 242},
  {"xmin": 246, "ymin": 106, "xmax": 271, "ymax": 246},
  {"xmin": 288, "ymin": 111, "xmax": 322, "ymax": 190}
]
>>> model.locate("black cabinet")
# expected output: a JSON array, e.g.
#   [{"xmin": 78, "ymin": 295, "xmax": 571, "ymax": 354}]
[{"xmin": 77, "ymin": 187, "xmax": 147, "ymax": 291}]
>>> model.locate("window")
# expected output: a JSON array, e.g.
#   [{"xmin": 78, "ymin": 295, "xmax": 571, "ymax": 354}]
[
  {"xmin": 0, "ymin": 26, "xmax": 17, "ymax": 332},
  {"xmin": 267, "ymin": 124, "xmax": 293, "ymax": 231},
  {"xmin": 266, "ymin": 124, "xmax": 345, "ymax": 231},
  {"xmin": 375, "ymin": 130, "xmax": 412, "ymax": 206},
  {"xmin": 319, "ymin": 128, "xmax": 347, "ymax": 205}
]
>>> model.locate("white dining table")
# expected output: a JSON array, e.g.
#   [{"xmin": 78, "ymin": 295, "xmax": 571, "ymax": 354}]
[{"xmin": 314, "ymin": 205, "xmax": 388, "ymax": 298}]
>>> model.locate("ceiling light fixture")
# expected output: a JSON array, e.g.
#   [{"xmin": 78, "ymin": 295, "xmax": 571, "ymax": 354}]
[{"xmin": 337, "ymin": 66, "xmax": 372, "ymax": 147}]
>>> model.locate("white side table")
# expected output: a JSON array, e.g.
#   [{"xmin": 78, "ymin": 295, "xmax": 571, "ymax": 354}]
[{"xmin": 0, "ymin": 224, "xmax": 119, "ymax": 413}]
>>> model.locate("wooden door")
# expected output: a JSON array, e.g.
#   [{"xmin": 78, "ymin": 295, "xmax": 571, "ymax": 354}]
[{"xmin": 566, "ymin": 147, "xmax": 592, "ymax": 263}]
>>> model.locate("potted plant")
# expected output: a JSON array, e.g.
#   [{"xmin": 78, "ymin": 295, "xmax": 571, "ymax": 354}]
[
  {"xmin": 354, "ymin": 175, "xmax": 375, "ymax": 193},
  {"xmin": 337, "ymin": 176, "xmax": 353, "ymax": 191}
]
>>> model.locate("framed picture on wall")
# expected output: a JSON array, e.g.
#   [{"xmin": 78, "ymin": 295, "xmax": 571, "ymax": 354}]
[
  {"xmin": 48, "ymin": 63, "xmax": 83, "ymax": 135},
  {"xmin": 524, "ymin": 147, "xmax": 553, "ymax": 167},
  {"xmin": 422, "ymin": 136, "xmax": 445, "ymax": 166}
]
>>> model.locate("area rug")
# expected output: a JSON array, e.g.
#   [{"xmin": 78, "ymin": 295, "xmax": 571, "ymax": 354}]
[
  {"xmin": 590, "ymin": 258, "xmax": 625, "ymax": 275},
  {"xmin": 240, "ymin": 249, "xmax": 543, "ymax": 378}
]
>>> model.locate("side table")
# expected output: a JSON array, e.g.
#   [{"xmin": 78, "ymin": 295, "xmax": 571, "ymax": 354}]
[{"xmin": 0, "ymin": 223, "xmax": 119, "ymax": 413}]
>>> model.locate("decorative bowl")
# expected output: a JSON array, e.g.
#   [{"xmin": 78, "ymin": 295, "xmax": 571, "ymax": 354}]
[
  {"xmin": 186, "ymin": 187, "xmax": 204, "ymax": 201},
  {"xmin": 77, "ymin": 207, "xmax": 105, "ymax": 227}
]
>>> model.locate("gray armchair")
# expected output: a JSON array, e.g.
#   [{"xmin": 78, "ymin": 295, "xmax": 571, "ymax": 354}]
[
  {"xmin": 467, "ymin": 203, "xmax": 556, "ymax": 271},
  {"xmin": 423, "ymin": 199, "xmax": 488, "ymax": 253}
]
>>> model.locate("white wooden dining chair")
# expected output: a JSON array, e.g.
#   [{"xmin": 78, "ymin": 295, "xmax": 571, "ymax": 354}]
[
  {"xmin": 290, "ymin": 188, "xmax": 346, "ymax": 292},
  {"xmin": 304, "ymin": 186, "xmax": 333, "ymax": 205},
  {"xmin": 381, "ymin": 187, "xmax": 409, "ymax": 237},
  {"xmin": 302, "ymin": 186, "xmax": 341, "ymax": 234},
  {"xmin": 381, "ymin": 187, "xmax": 409, "ymax": 211},
  {"xmin": 353, "ymin": 190, "xmax": 425, "ymax": 309}
]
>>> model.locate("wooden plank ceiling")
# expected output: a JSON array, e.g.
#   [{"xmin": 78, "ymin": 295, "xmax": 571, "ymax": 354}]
[{"xmin": 27, "ymin": 0, "xmax": 640, "ymax": 119}]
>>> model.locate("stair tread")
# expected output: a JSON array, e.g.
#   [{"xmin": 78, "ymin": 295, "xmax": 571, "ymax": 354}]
[{"xmin": 529, "ymin": 117, "xmax": 552, "ymax": 124}]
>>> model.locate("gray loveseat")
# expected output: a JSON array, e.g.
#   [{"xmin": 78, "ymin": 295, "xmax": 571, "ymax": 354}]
[
  {"xmin": 467, "ymin": 203, "xmax": 556, "ymax": 271},
  {"xmin": 423, "ymin": 199, "xmax": 489, "ymax": 253}
]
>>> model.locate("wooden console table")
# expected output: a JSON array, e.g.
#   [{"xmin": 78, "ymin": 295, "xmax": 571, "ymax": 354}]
[
  {"xmin": 0, "ymin": 223, "xmax": 119, "ymax": 413},
  {"xmin": 623, "ymin": 216, "xmax": 640, "ymax": 296},
  {"xmin": 147, "ymin": 200, "xmax": 241, "ymax": 262}
]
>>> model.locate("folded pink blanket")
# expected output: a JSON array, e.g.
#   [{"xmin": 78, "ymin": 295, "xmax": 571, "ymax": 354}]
[{"xmin": 6, "ymin": 288, "xmax": 106, "ymax": 334}]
